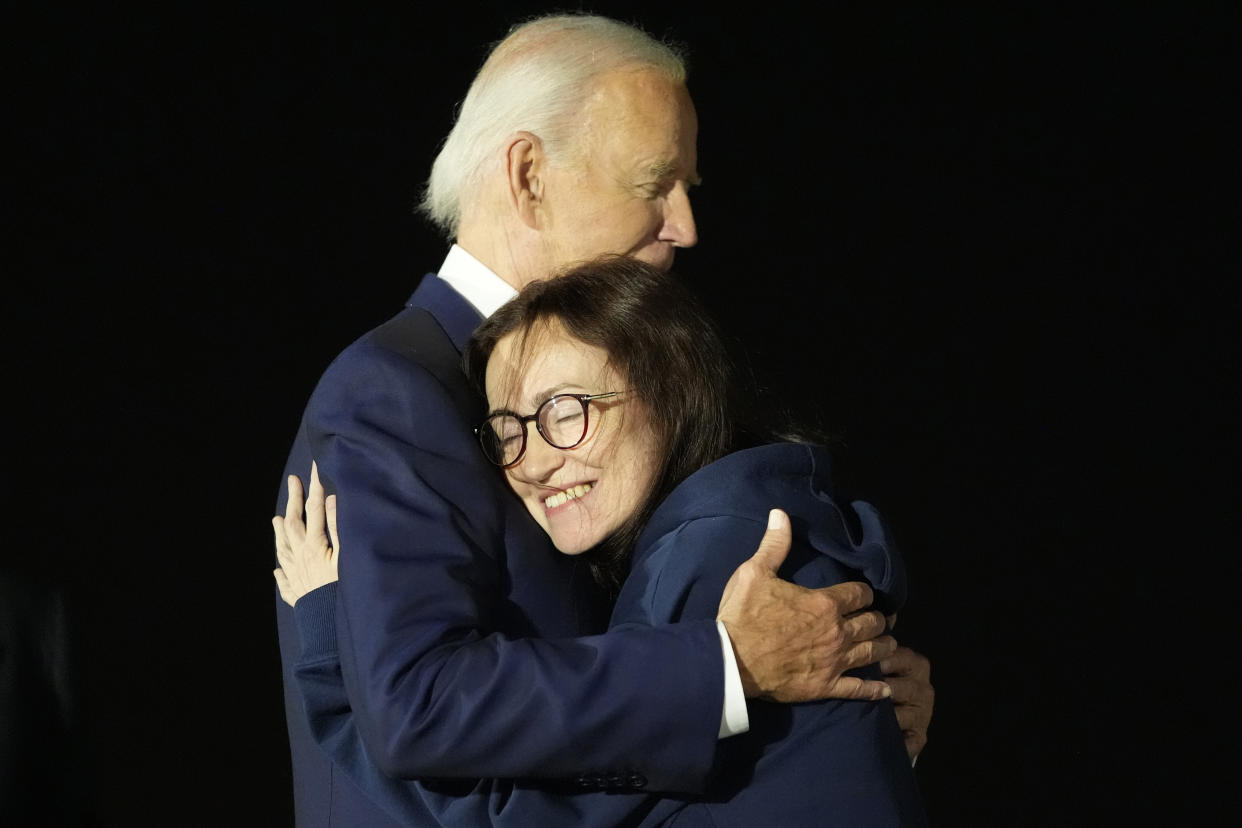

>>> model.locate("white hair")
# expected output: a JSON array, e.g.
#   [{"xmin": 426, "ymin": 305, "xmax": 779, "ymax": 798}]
[{"xmin": 420, "ymin": 14, "xmax": 687, "ymax": 238}]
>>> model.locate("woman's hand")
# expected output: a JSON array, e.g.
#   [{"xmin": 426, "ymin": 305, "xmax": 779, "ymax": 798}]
[{"xmin": 272, "ymin": 461, "xmax": 340, "ymax": 607}]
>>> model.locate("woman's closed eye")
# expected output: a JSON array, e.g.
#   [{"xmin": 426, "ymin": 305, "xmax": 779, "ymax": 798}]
[{"xmin": 548, "ymin": 408, "xmax": 583, "ymax": 427}]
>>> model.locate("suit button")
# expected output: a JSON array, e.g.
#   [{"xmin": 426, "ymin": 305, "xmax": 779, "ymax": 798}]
[
  {"xmin": 575, "ymin": 774, "xmax": 601, "ymax": 789},
  {"xmin": 627, "ymin": 773, "xmax": 647, "ymax": 789}
]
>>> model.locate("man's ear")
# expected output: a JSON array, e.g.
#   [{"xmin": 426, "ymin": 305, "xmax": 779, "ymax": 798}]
[{"xmin": 506, "ymin": 131, "xmax": 545, "ymax": 230}]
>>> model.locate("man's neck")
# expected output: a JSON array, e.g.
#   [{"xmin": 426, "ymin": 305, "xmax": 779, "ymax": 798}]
[{"xmin": 455, "ymin": 222, "xmax": 546, "ymax": 291}]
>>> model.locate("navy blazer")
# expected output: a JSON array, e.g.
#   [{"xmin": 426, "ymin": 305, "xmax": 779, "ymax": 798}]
[
  {"xmin": 275, "ymin": 275, "xmax": 723, "ymax": 827},
  {"xmin": 293, "ymin": 443, "xmax": 926, "ymax": 826}
]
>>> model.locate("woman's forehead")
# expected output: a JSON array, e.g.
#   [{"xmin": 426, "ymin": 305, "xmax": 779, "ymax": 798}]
[{"xmin": 486, "ymin": 323, "xmax": 615, "ymax": 408}]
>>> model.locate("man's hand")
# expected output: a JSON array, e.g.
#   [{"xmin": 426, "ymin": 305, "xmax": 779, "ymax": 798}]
[
  {"xmin": 881, "ymin": 645, "xmax": 934, "ymax": 759},
  {"xmin": 717, "ymin": 509, "xmax": 897, "ymax": 702}
]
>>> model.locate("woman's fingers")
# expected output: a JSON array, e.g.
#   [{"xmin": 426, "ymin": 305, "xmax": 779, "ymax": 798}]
[
  {"xmin": 271, "ymin": 463, "xmax": 340, "ymax": 604},
  {"xmin": 325, "ymin": 494, "xmax": 341, "ymax": 569},
  {"xmin": 284, "ymin": 474, "xmax": 305, "ymax": 522},
  {"xmin": 272, "ymin": 516, "xmax": 294, "ymax": 568},
  {"xmin": 305, "ymin": 462, "xmax": 326, "ymax": 545},
  {"xmin": 273, "ymin": 568, "xmax": 297, "ymax": 608},
  {"xmin": 284, "ymin": 475, "xmax": 306, "ymax": 546}
]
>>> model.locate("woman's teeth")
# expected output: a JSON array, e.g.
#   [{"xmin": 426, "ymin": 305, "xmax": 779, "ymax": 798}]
[{"xmin": 544, "ymin": 484, "xmax": 592, "ymax": 509}]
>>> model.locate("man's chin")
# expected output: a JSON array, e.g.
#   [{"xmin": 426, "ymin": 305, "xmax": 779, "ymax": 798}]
[{"xmin": 636, "ymin": 248, "xmax": 676, "ymax": 273}]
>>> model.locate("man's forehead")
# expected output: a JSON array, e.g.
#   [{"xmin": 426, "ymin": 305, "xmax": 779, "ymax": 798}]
[
  {"xmin": 582, "ymin": 73, "xmax": 698, "ymax": 180},
  {"xmin": 584, "ymin": 68, "xmax": 694, "ymax": 132}
]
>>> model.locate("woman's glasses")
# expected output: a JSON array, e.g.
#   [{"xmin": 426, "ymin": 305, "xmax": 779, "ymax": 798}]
[{"xmin": 476, "ymin": 392, "xmax": 622, "ymax": 467}]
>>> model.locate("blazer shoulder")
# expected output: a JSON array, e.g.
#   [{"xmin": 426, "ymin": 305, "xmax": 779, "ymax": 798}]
[
  {"xmin": 361, "ymin": 305, "xmax": 460, "ymax": 367},
  {"xmin": 313, "ymin": 305, "xmax": 482, "ymax": 428}
]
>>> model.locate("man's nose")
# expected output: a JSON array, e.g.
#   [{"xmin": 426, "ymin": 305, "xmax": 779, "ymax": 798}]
[{"xmin": 659, "ymin": 182, "xmax": 698, "ymax": 249}]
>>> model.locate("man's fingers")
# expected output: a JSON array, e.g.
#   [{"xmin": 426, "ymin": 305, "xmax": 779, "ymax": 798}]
[
  {"xmin": 881, "ymin": 646, "xmax": 933, "ymax": 760},
  {"xmin": 842, "ymin": 635, "xmax": 899, "ymax": 673},
  {"xmin": 885, "ymin": 674, "xmax": 932, "ymax": 709},
  {"xmin": 822, "ymin": 675, "xmax": 892, "ymax": 702},
  {"xmin": 822, "ymin": 581, "xmax": 876, "ymax": 619},
  {"xmin": 841, "ymin": 606, "xmax": 886, "ymax": 646},
  {"xmin": 746, "ymin": 509, "xmax": 792, "ymax": 574},
  {"xmin": 879, "ymin": 646, "xmax": 931, "ymax": 681},
  {"xmin": 891, "ymin": 690, "xmax": 927, "ymax": 731},
  {"xmin": 719, "ymin": 520, "xmax": 899, "ymax": 703}
]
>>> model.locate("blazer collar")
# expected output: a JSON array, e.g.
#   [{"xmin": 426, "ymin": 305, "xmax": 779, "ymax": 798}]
[{"xmin": 406, "ymin": 274, "xmax": 485, "ymax": 353}]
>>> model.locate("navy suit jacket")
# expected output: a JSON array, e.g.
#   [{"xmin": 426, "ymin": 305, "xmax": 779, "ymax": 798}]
[
  {"xmin": 292, "ymin": 443, "xmax": 926, "ymax": 826},
  {"xmin": 275, "ymin": 275, "xmax": 723, "ymax": 827}
]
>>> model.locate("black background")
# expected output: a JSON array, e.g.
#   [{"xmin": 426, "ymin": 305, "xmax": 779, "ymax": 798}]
[{"xmin": 7, "ymin": 2, "xmax": 1237, "ymax": 825}]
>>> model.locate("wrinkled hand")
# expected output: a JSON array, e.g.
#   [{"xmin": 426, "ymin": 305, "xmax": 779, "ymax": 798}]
[
  {"xmin": 717, "ymin": 509, "xmax": 897, "ymax": 702},
  {"xmin": 881, "ymin": 644, "xmax": 934, "ymax": 759},
  {"xmin": 272, "ymin": 461, "xmax": 339, "ymax": 607}
]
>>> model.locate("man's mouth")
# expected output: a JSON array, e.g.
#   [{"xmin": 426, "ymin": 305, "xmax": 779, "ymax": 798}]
[{"xmin": 544, "ymin": 483, "xmax": 593, "ymax": 510}]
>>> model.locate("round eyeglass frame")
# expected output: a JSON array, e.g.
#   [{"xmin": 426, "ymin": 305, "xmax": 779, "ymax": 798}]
[{"xmin": 475, "ymin": 392, "xmax": 622, "ymax": 468}]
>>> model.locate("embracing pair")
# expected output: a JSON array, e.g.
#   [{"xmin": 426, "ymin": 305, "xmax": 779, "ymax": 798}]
[{"xmin": 271, "ymin": 14, "xmax": 932, "ymax": 828}]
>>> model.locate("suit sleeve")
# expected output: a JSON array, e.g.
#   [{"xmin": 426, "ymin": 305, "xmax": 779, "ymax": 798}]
[
  {"xmin": 291, "ymin": 583, "xmax": 689, "ymax": 827},
  {"xmin": 299, "ymin": 342, "xmax": 722, "ymax": 791}
]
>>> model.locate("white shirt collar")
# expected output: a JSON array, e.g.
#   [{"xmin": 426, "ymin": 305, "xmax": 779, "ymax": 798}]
[{"xmin": 436, "ymin": 244, "xmax": 518, "ymax": 319}]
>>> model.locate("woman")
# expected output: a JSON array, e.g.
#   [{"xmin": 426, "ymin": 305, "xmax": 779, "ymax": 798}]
[{"xmin": 275, "ymin": 257, "xmax": 926, "ymax": 826}]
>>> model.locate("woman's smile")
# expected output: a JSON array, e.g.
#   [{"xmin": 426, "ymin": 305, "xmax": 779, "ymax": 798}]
[
  {"xmin": 542, "ymin": 482, "xmax": 595, "ymax": 511},
  {"xmin": 484, "ymin": 323, "xmax": 660, "ymax": 556}
]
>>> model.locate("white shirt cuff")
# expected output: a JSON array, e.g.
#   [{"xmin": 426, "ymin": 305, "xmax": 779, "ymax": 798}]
[{"xmin": 716, "ymin": 620, "xmax": 750, "ymax": 738}]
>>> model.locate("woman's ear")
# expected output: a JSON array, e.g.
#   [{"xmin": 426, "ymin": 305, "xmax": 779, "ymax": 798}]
[{"xmin": 506, "ymin": 131, "xmax": 545, "ymax": 230}]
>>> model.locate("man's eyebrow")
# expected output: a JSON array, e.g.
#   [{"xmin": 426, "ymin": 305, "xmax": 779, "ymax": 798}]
[
  {"xmin": 645, "ymin": 161, "xmax": 702, "ymax": 188},
  {"xmin": 648, "ymin": 160, "xmax": 677, "ymax": 179}
]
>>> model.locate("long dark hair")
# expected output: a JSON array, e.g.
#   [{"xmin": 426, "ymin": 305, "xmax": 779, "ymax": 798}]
[{"xmin": 464, "ymin": 256, "xmax": 736, "ymax": 593}]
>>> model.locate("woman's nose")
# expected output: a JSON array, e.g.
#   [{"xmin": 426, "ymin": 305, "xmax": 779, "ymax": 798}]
[{"xmin": 513, "ymin": 427, "xmax": 566, "ymax": 482}]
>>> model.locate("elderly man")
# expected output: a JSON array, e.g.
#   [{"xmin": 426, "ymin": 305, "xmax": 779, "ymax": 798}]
[{"xmin": 275, "ymin": 14, "xmax": 932, "ymax": 827}]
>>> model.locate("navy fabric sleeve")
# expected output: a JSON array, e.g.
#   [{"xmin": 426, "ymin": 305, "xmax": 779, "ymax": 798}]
[
  {"xmin": 301, "ymin": 341, "xmax": 723, "ymax": 791},
  {"xmin": 292, "ymin": 583, "xmax": 690, "ymax": 826},
  {"xmin": 291, "ymin": 583, "xmax": 443, "ymax": 825}
]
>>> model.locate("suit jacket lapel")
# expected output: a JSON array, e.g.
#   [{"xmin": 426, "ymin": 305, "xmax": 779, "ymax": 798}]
[{"xmin": 406, "ymin": 274, "xmax": 485, "ymax": 353}]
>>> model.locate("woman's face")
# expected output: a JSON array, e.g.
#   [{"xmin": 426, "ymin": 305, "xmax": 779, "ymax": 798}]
[{"xmin": 484, "ymin": 323, "xmax": 661, "ymax": 555}]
